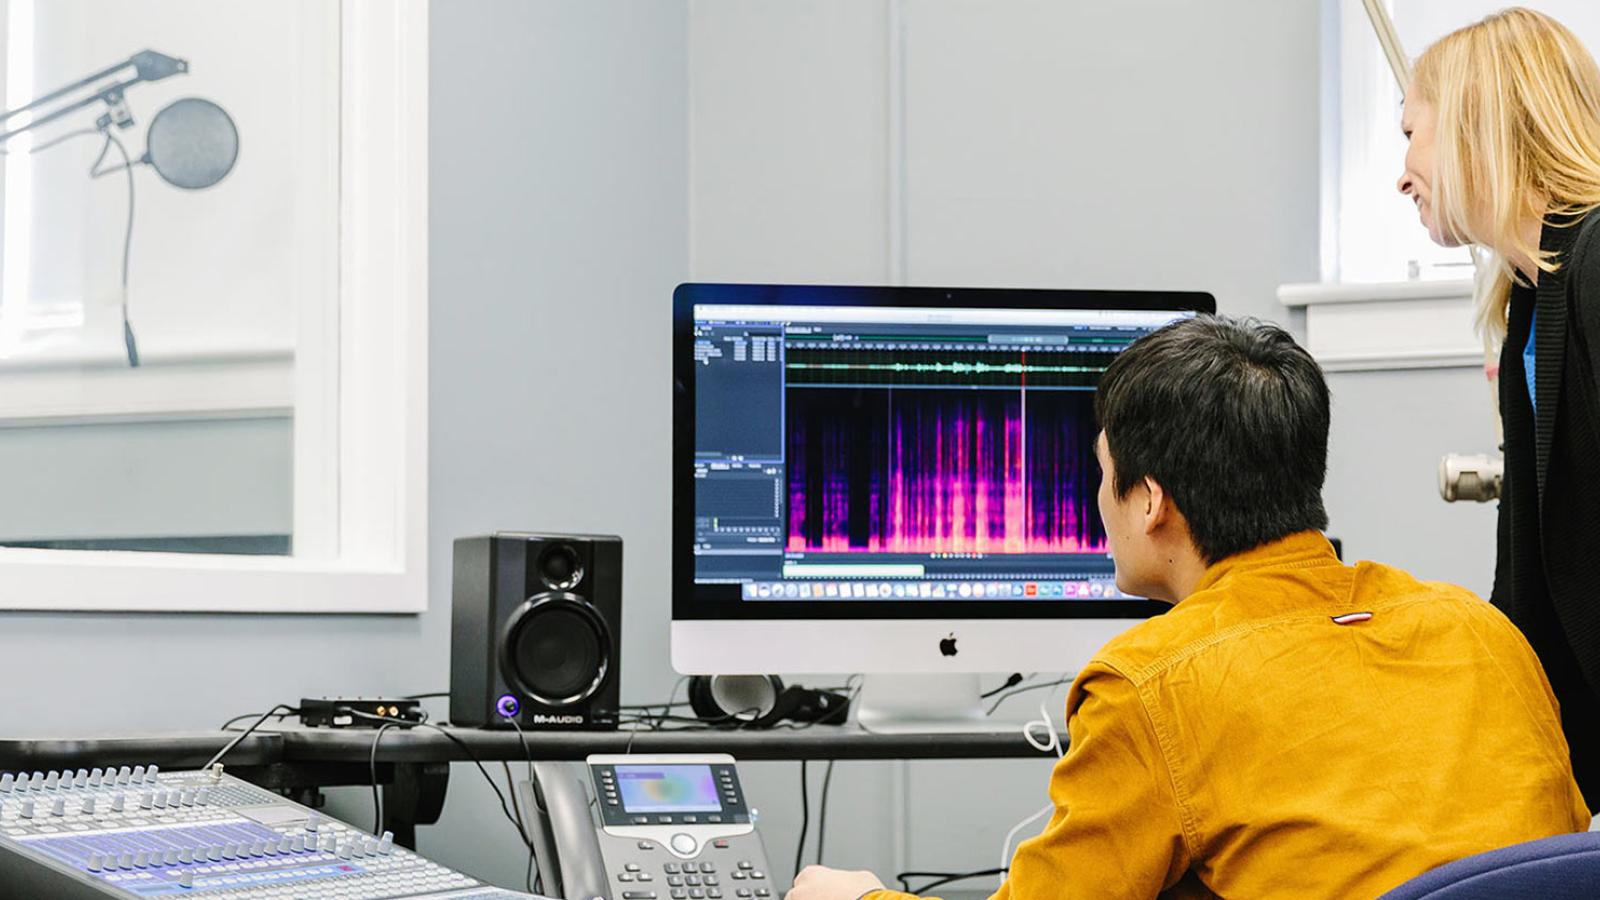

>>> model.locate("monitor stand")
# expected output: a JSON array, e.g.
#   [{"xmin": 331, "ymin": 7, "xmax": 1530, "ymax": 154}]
[{"xmin": 855, "ymin": 674, "xmax": 1031, "ymax": 734}]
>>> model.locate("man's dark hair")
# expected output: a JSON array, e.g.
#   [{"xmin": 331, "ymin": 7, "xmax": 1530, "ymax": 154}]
[{"xmin": 1094, "ymin": 314, "xmax": 1330, "ymax": 564}]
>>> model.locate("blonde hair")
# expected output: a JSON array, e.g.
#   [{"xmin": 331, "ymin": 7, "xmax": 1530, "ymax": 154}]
[{"xmin": 1411, "ymin": 7, "xmax": 1600, "ymax": 340}]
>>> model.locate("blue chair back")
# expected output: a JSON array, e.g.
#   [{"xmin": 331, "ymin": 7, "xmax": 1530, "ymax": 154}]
[{"xmin": 1379, "ymin": 832, "xmax": 1600, "ymax": 899}]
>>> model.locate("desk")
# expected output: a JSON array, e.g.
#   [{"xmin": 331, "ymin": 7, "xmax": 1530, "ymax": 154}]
[{"xmin": 0, "ymin": 725, "xmax": 1056, "ymax": 848}]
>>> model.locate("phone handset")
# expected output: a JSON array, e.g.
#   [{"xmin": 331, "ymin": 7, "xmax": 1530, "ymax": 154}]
[{"xmin": 524, "ymin": 761, "xmax": 611, "ymax": 900}]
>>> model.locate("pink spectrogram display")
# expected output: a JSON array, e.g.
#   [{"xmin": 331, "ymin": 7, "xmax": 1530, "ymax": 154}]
[{"xmin": 785, "ymin": 388, "xmax": 1106, "ymax": 554}]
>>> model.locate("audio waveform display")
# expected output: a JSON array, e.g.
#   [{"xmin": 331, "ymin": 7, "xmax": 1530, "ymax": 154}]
[
  {"xmin": 785, "ymin": 346, "xmax": 1109, "ymax": 389},
  {"xmin": 786, "ymin": 388, "xmax": 1106, "ymax": 554},
  {"xmin": 788, "ymin": 361, "xmax": 1098, "ymax": 376}
]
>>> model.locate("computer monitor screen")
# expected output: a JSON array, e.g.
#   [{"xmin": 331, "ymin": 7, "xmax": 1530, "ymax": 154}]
[{"xmin": 672, "ymin": 284, "xmax": 1216, "ymax": 677}]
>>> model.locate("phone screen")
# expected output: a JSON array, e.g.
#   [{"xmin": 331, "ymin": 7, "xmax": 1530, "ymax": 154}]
[{"xmin": 613, "ymin": 765, "xmax": 723, "ymax": 814}]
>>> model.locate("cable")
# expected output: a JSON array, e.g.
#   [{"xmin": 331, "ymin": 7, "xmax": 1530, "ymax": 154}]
[
  {"xmin": 794, "ymin": 760, "xmax": 810, "ymax": 880},
  {"xmin": 24, "ymin": 126, "xmax": 99, "ymax": 155},
  {"xmin": 402, "ymin": 691, "xmax": 450, "ymax": 700},
  {"xmin": 502, "ymin": 715, "xmax": 540, "ymax": 893},
  {"xmin": 1000, "ymin": 802, "xmax": 1052, "ymax": 882},
  {"xmin": 980, "ymin": 673, "xmax": 1026, "ymax": 699},
  {"xmin": 815, "ymin": 760, "xmax": 836, "ymax": 865},
  {"xmin": 204, "ymin": 704, "xmax": 298, "ymax": 771},
  {"xmin": 985, "ymin": 676, "xmax": 1072, "ymax": 716},
  {"xmin": 370, "ymin": 723, "xmax": 400, "ymax": 834},
  {"xmin": 338, "ymin": 707, "xmax": 531, "ymax": 849},
  {"xmin": 89, "ymin": 129, "xmax": 138, "ymax": 366},
  {"xmin": 895, "ymin": 868, "xmax": 1008, "ymax": 894},
  {"xmin": 219, "ymin": 709, "xmax": 296, "ymax": 732}
]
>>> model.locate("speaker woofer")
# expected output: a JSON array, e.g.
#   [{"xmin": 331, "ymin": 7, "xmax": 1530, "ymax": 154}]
[{"xmin": 499, "ymin": 593, "xmax": 611, "ymax": 707}]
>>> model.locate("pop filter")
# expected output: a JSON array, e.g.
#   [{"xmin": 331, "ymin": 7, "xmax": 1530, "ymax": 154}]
[{"xmin": 142, "ymin": 96, "xmax": 237, "ymax": 190}]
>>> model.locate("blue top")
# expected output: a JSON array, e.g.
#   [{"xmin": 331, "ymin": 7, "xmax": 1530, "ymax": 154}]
[{"xmin": 1526, "ymin": 309, "xmax": 1538, "ymax": 412}]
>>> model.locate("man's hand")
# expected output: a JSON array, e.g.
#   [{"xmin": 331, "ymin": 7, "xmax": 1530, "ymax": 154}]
[{"xmin": 785, "ymin": 865, "xmax": 887, "ymax": 900}]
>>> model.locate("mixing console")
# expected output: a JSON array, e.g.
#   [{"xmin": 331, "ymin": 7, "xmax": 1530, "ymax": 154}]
[{"xmin": 0, "ymin": 763, "xmax": 538, "ymax": 899}]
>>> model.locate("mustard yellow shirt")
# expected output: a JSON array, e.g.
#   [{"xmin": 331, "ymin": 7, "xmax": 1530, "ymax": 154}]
[{"xmin": 873, "ymin": 531, "xmax": 1588, "ymax": 899}]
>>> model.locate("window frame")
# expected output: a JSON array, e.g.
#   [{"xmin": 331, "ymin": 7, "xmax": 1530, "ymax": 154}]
[{"xmin": 0, "ymin": 0, "xmax": 429, "ymax": 613}]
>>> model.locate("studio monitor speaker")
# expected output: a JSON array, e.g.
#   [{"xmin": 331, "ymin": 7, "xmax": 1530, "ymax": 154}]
[{"xmin": 450, "ymin": 532, "xmax": 622, "ymax": 730}]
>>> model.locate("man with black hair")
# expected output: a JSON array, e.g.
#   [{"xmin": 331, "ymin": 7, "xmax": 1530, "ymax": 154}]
[{"xmin": 788, "ymin": 315, "xmax": 1587, "ymax": 899}]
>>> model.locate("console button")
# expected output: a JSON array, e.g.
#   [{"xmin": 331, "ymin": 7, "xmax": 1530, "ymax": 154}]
[{"xmin": 670, "ymin": 833, "xmax": 699, "ymax": 855}]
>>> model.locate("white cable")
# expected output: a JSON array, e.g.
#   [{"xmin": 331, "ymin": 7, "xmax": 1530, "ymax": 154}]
[{"xmin": 997, "ymin": 702, "xmax": 1066, "ymax": 887}]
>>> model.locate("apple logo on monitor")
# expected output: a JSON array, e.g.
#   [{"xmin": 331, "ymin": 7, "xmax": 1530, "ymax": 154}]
[{"xmin": 940, "ymin": 634, "xmax": 958, "ymax": 657}]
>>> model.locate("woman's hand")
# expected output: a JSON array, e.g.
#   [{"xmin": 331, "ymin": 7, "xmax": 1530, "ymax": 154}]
[{"xmin": 784, "ymin": 865, "xmax": 887, "ymax": 900}]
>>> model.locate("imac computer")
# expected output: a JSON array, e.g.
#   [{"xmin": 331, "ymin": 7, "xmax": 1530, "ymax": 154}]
[{"xmin": 672, "ymin": 283, "xmax": 1217, "ymax": 730}]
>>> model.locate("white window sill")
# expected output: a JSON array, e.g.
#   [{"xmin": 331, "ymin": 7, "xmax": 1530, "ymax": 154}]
[
  {"xmin": 1277, "ymin": 278, "xmax": 1486, "ymax": 372},
  {"xmin": 0, "ymin": 341, "xmax": 292, "ymax": 427}
]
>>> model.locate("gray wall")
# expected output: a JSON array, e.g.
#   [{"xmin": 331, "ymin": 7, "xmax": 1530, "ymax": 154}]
[{"xmin": 0, "ymin": 0, "xmax": 1517, "ymax": 893}]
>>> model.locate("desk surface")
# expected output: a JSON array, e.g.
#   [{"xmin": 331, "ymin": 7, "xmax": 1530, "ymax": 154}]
[
  {"xmin": 0, "ymin": 724, "xmax": 1053, "ymax": 770},
  {"xmin": 274, "ymin": 723, "xmax": 1055, "ymax": 762}
]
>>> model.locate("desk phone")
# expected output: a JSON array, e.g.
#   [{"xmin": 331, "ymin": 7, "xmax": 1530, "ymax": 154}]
[{"xmin": 521, "ymin": 754, "xmax": 774, "ymax": 900}]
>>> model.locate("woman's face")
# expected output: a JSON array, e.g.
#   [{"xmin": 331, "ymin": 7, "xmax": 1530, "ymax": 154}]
[{"xmin": 1397, "ymin": 98, "xmax": 1460, "ymax": 247}]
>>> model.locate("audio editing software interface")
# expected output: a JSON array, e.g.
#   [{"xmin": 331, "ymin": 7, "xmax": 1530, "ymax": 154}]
[{"xmin": 692, "ymin": 303, "xmax": 1189, "ymax": 602}]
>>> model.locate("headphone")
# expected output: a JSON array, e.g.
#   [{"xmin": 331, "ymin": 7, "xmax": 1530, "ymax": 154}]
[{"xmin": 686, "ymin": 675, "xmax": 852, "ymax": 729}]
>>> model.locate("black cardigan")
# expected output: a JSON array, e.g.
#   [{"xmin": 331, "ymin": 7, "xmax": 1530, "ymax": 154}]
[{"xmin": 1495, "ymin": 209, "xmax": 1600, "ymax": 813}]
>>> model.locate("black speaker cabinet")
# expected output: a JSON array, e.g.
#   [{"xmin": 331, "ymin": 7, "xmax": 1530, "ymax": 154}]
[{"xmin": 450, "ymin": 532, "xmax": 622, "ymax": 730}]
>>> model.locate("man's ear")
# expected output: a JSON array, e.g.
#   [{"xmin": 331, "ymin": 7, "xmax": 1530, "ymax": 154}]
[{"xmin": 1141, "ymin": 475, "xmax": 1174, "ymax": 536}]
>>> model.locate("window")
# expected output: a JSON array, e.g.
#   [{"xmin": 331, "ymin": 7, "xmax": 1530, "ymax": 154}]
[
  {"xmin": 1329, "ymin": 0, "xmax": 1600, "ymax": 284},
  {"xmin": 0, "ymin": 1, "xmax": 428, "ymax": 612}
]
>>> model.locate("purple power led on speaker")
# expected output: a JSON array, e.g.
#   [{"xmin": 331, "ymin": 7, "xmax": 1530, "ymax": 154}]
[{"xmin": 496, "ymin": 694, "xmax": 520, "ymax": 718}]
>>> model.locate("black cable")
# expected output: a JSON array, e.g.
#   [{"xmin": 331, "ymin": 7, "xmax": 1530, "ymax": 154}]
[
  {"xmin": 91, "ymin": 130, "xmax": 138, "ymax": 367},
  {"xmin": 338, "ymin": 707, "xmax": 530, "ymax": 848},
  {"xmin": 219, "ymin": 709, "xmax": 296, "ymax": 732},
  {"xmin": 205, "ymin": 704, "xmax": 298, "ymax": 771},
  {"xmin": 502, "ymin": 715, "xmax": 540, "ymax": 894},
  {"xmin": 980, "ymin": 673, "xmax": 1026, "ymax": 699},
  {"xmin": 794, "ymin": 760, "xmax": 810, "ymax": 879},
  {"xmin": 815, "ymin": 760, "xmax": 836, "ymax": 865},
  {"xmin": 985, "ymin": 677, "xmax": 1073, "ymax": 716},
  {"xmin": 402, "ymin": 691, "xmax": 450, "ymax": 700},
  {"xmin": 894, "ymin": 868, "xmax": 1008, "ymax": 894},
  {"xmin": 370, "ymin": 723, "xmax": 400, "ymax": 834}
]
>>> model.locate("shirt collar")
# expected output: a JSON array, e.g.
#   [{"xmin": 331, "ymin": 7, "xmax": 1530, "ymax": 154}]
[{"xmin": 1191, "ymin": 530, "xmax": 1340, "ymax": 596}]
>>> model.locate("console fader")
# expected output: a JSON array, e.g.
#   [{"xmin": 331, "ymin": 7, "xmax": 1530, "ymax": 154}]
[{"xmin": 0, "ymin": 763, "xmax": 538, "ymax": 899}]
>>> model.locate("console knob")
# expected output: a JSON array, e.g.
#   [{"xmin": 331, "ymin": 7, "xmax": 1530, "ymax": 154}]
[
  {"xmin": 276, "ymin": 836, "xmax": 292, "ymax": 854},
  {"xmin": 178, "ymin": 870, "xmax": 194, "ymax": 889},
  {"xmin": 43, "ymin": 772, "xmax": 59, "ymax": 790},
  {"xmin": 118, "ymin": 852, "xmax": 134, "ymax": 870},
  {"xmin": 378, "ymin": 831, "xmax": 394, "ymax": 855},
  {"xmin": 81, "ymin": 797, "xmax": 96, "ymax": 815},
  {"xmin": 87, "ymin": 852, "xmax": 103, "ymax": 871},
  {"xmin": 110, "ymin": 793, "xmax": 125, "ymax": 813},
  {"xmin": 0, "ymin": 773, "xmax": 13, "ymax": 792},
  {"xmin": 164, "ymin": 849, "xmax": 179, "ymax": 865},
  {"xmin": 178, "ymin": 848, "xmax": 194, "ymax": 864},
  {"xmin": 306, "ymin": 812, "xmax": 322, "ymax": 832},
  {"xmin": 131, "ymin": 766, "xmax": 146, "ymax": 784},
  {"xmin": 89, "ymin": 768, "xmax": 103, "ymax": 786},
  {"xmin": 50, "ymin": 797, "xmax": 64, "ymax": 816},
  {"xmin": 290, "ymin": 835, "xmax": 306, "ymax": 853},
  {"xmin": 134, "ymin": 850, "xmax": 150, "ymax": 868},
  {"xmin": 139, "ymin": 792, "xmax": 154, "ymax": 810},
  {"xmin": 74, "ymin": 768, "xmax": 88, "ymax": 787},
  {"xmin": 146, "ymin": 765, "xmax": 160, "ymax": 782},
  {"xmin": 195, "ymin": 787, "xmax": 210, "ymax": 806},
  {"xmin": 115, "ymin": 766, "xmax": 131, "ymax": 785},
  {"xmin": 206, "ymin": 845, "xmax": 223, "ymax": 862},
  {"xmin": 19, "ymin": 799, "xmax": 34, "ymax": 819}
]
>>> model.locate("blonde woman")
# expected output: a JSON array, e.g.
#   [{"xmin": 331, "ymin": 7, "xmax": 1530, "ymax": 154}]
[{"xmin": 1397, "ymin": 7, "xmax": 1600, "ymax": 812}]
